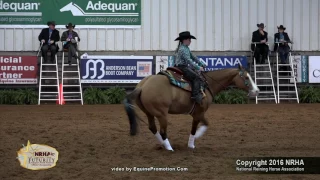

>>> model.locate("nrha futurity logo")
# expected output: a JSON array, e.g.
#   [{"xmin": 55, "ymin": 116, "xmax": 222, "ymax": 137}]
[{"xmin": 16, "ymin": 140, "xmax": 59, "ymax": 170}]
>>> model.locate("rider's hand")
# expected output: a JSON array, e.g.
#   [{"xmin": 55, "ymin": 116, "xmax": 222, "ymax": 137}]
[
  {"xmin": 67, "ymin": 38, "xmax": 70, "ymax": 41},
  {"xmin": 50, "ymin": 40, "xmax": 54, "ymax": 44},
  {"xmin": 200, "ymin": 67, "xmax": 204, "ymax": 71},
  {"xmin": 41, "ymin": 39, "xmax": 45, "ymax": 43}
]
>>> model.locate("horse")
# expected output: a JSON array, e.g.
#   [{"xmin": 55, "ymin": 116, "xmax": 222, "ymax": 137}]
[{"xmin": 123, "ymin": 65, "xmax": 259, "ymax": 151}]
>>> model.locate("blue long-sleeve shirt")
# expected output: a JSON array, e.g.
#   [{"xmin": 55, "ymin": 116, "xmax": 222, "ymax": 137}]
[{"xmin": 174, "ymin": 44, "xmax": 206, "ymax": 70}]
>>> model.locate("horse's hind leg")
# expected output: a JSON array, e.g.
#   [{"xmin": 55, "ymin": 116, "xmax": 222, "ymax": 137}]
[
  {"xmin": 188, "ymin": 113, "xmax": 208, "ymax": 149},
  {"xmin": 147, "ymin": 114, "xmax": 163, "ymax": 145},
  {"xmin": 157, "ymin": 115, "xmax": 174, "ymax": 151}
]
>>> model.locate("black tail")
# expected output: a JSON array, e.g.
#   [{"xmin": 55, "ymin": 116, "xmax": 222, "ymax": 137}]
[{"xmin": 123, "ymin": 89, "xmax": 141, "ymax": 136}]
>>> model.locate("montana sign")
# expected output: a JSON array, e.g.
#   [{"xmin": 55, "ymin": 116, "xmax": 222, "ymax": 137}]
[{"xmin": 0, "ymin": 0, "xmax": 141, "ymax": 28}]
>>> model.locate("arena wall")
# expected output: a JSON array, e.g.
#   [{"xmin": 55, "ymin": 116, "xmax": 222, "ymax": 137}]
[{"xmin": 0, "ymin": 0, "xmax": 319, "ymax": 52}]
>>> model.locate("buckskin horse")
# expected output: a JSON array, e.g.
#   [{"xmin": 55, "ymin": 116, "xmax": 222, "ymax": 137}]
[{"xmin": 123, "ymin": 65, "xmax": 259, "ymax": 151}]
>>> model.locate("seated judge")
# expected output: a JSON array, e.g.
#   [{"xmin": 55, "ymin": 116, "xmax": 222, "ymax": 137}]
[
  {"xmin": 38, "ymin": 21, "xmax": 60, "ymax": 63},
  {"xmin": 274, "ymin": 25, "xmax": 291, "ymax": 65},
  {"xmin": 61, "ymin": 22, "xmax": 80, "ymax": 65},
  {"xmin": 251, "ymin": 23, "xmax": 269, "ymax": 64}
]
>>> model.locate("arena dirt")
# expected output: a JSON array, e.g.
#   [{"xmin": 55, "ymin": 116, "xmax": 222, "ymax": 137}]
[{"xmin": 0, "ymin": 104, "xmax": 319, "ymax": 180}]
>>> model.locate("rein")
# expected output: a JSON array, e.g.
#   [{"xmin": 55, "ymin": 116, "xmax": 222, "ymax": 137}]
[
  {"xmin": 200, "ymin": 69, "xmax": 250, "ymax": 97},
  {"xmin": 201, "ymin": 72, "xmax": 228, "ymax": 89}
]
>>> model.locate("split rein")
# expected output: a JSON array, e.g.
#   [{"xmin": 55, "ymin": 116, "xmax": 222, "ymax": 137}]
[{"xmin": 200, "ymin": 69, "xmax": 250, "ymax": 95}]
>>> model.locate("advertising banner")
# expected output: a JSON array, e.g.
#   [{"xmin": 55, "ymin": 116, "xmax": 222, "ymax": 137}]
[
  {"xmin": 80, "ymin": 55, "xmax": 153, "ymax": 83},
  {"xmin": 0, "ymin": 56, "xmax": 38, "ymax": 84},
  {"xmin": 155, "ymin": 56, "xmax": 169, "ymax": 74},
  {"xmin": 290, "ymin": 55, "xmax": 309, "ymax": 83},
  {"xmin": 0, "ymin": 0, "xmax": 141, "ymax": 28},
  {"xmin": 198, "ymin": 56, "xmax": 248, "ymax": 70},
  {"xmin": 308, "ymin": 56, "xmax": 320, "ymax": 83},
  {"xmin": 155, "ymin": 56, "xmax": 248, "ymax": 72}
]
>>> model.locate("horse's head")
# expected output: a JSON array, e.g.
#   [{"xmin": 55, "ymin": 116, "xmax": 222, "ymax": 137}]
[
  {"xmin": 232, "ymin": 65, "xmax": 259, "ymax": 97},
  {"xmin": 60, "ymin": 2, "xmax": 73, "ymax": 12}
]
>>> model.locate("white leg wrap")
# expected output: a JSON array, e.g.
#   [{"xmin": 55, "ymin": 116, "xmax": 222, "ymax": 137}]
[
  {"xmin": 188, "ymin": 134, "xmax": 195, "ymax": 149},
  {"xmin": 163, "ymin": 139, "xmax": 174, "ymax": 151},
  {"xmin": 155, "ymin": 132, "xmax": 164, "ymax": 145},
  {"xmin": 194, "ymin": 125, "xmax": 207, "ymax": 139}
]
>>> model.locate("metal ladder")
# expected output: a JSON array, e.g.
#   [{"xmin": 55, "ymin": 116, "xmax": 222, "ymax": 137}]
[
  {"xmin": 275, "ymin": 42, "xmax": 299, "ymax": 103},
  {"xmin": 38, "ymin": 51, "xmax": 60, "ymax": 105},
  {"xmin": 252, "ymin": 43, "xmax": 277, "ymax": 104},
  {"xmin": 61, "ymin": 42, "xmax": 83, "ymax": 105}
]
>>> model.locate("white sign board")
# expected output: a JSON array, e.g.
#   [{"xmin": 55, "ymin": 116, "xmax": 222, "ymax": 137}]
[{"xmin": 308, "ymin": 56, "xmax": 320, "ymax": 83}]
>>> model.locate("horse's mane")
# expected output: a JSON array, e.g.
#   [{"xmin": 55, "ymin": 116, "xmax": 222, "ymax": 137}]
[
  {"xmin": 204, "ymin": 68, "xmax": 239, "ymax": 84},
  {"xmin": 204, "ymin": 68, "xmax": 239, "ymax": 78},
  {"xmin": 202, "ymin": 68, "xmax": 240, "ymax": 93}
]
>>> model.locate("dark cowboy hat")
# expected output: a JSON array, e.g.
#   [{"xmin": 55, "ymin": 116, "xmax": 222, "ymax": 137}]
[
  {"xmin": 277, "ymin": 25, "xmax": 286, "ymax": 30},
  {"xmin": 174, "ymin": 31, "xmax": 196, "ymax": 41},
  {"xmin": 66, "ymin": 22, "xmax": 75, "ymax": 28},
  {"xmin": 47, "ymin": 21, "xmax": 56, "ymax": 26},
  {"xmin": 257, "ymin": 23, "xmax": 265, "ymax": 28}
]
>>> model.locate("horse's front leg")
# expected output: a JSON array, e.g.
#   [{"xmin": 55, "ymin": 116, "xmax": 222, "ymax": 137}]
[
  {"xmin": 188, "ymin": 115, "xmax": 208, "ymax": 149},
  {"xmin": 157, "ymin": 115, "xmax": 174, "ymax": 151}
]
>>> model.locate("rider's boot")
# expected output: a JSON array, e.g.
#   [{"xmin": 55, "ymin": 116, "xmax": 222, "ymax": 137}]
[{"xmin": 191, "ymin": 79, "xmax": 203, "ymax": 104}]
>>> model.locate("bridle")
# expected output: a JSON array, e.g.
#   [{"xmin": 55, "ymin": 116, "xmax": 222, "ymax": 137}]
[{"xmin": 238, "ymin": 69, "xmax": 250, "ymax": 87}]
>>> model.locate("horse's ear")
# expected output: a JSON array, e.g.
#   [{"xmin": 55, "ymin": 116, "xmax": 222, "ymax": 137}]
[{"xmin": 238, "ymin": 64, "xmax": 242, "ymax": 70}]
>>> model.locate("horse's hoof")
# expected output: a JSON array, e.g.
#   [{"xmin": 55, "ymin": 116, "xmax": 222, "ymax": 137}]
[
  {"xmin": 188, "ymin": 145, "xmax": 195, "ymax": 149},
  {"xmin": 164, "ymin": 147, "xmax": 174, "ymax": 151},
  {"xmin": 163, "ymin": 147, "xmax": 174, "ymax": 151}
]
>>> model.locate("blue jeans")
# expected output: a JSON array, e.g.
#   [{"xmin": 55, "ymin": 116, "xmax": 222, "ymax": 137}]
[
  {"xmin": 278, "ymin": 45, "xmax": 290, "ymax": 64},
  {"xmin": 178, "ymin": 66, "xmax": 201, "ymax": 97}
]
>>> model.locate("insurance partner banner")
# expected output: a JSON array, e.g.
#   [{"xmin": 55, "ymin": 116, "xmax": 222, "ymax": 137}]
[
  {"xmin": 80, "ymin": 55, "xmax": 153, "ymax": 83},
  {"xmin": 0, "ymin": 0, "xmax": 141, "ymax": 28},
  {"xmin": 155, "ymin": 56, "xmax": 248, "ymax": 73},
  {"xmin": 308, "ymin": 56, "xmax": 320, "ymax": 83},
  {"xmin": 0, "ymin": 56, "xmax": 38, "ymax": 84}
]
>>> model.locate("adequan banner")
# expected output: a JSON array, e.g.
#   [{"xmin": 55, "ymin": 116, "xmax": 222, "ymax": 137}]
[
  {"xmin": 308, "ymin": 56, "xmax": 320, "ymax": 83},
  {"xmin": 80, "ymin": 55, "xmax": 153, "ymax": 83},
  {"xmin": 0, "ymin": 56, "xmax": 38, "ymax": 84},
  {"xmin": 0, "ymin": 0, "xmax": 141, "ymax": 28}
]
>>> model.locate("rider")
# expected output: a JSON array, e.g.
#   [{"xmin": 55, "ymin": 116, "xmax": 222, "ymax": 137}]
[{"xmin": 174, "ymin": 31, "xmax": 206, "ymax": 104}]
